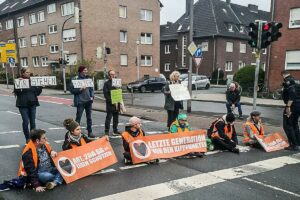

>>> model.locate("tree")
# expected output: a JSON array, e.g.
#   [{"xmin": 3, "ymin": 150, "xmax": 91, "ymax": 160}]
[{"xmin": 233, "ymin": 65, "xmax": 265, "ymax": 89}]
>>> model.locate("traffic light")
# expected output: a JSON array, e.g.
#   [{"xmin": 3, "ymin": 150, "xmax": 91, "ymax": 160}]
[
  {"xmin": 65, "ymin": 54, "xmax": 70, "ymax": 64},
  {"xmin": 248, "ymin": 22, "xmax": 259, "ymax": 48},
  {"xmin": 260, "ymin": 22, "xmax": 272, "ymax": 49},
  {"xmin": 74, "ymin": 7, "xmax": 82, "ymax": 24},
  {"xmin": 270, "ymin": 22, "xmax": 282, "ymax": 42},
  {"xmin": 59, "ymin": 58, "xmax": 63, "ymax": 64}
]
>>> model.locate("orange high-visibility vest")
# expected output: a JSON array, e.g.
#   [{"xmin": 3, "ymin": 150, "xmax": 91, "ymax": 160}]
[
  {"xmin": 18, "ymin": 140, "xmax": 51, "ymax": 177},
  {"xmin": 170, "ymin": 121, "xmax": 189, "ymax": 133},
  {"xmin": 70, "ymin": 138, "xmax": 87, "ymax": 149},
  {"xmin": 243, "ymin": 121, "xmax": 264, "ymax": 143},
  {"xmin": 121, "ymin": 129, "xmax": 144, "ymax": 143},
  {"xmin": 211, "ymin": 118, "xmax": 233, "ymax": 140}
]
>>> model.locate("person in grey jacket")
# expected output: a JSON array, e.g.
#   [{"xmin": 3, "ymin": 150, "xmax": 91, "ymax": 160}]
[{"xmin": 163, "ymin": 71, "xmax": 183, "ymax": 130}]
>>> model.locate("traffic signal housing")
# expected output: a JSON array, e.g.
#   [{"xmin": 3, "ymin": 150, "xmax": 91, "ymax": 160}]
[
  {"xmin": 260, "ymin": 22, "xmax": 272, "ymax": 49},
  {"xmin": 248, "ymin": 22, "xmax": 259, "ymax": 48},
  {"xmin": 271, "ymin": 22, "xmax": 282, "ymax": 42}
]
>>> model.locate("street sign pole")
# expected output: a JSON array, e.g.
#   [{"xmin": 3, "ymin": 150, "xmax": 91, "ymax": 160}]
[
  {"xmin": 4, "ymin": 63, "xmax": 8, "ymax": 89},
  {"xmin": 187, "ymin": 0, "xmax": 194, "ymax": 113}
]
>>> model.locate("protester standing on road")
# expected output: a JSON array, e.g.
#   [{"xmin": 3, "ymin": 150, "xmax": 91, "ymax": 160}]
[
  {"xmin": 163, "ymin": 71, "xmax": 183, "ymax": 130},
  {"xmin": 226, "ymin": 82, "xmax": 243, "ymax": 119},
  {"xmin": 70, "ymin": 65, "xmax": 95, "ymax": 138},
  {"xmin": 103, "ymin": 70, "xmax": 121, "ymax": 136},
  {"xmin": 14, "ymin": 68, "xmax": 43, "ymax": 143},
  {"xmin": 281, "ymin": 70, "xmax": 300, "ymax": 151},
  {"xmin": 243, "ymin": 111, "xmax": 264, "ymax": 148}
]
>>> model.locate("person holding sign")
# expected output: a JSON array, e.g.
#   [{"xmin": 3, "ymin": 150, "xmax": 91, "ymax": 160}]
[
  {"xmin": 70, "ymin": 66, "xmax": 95, "ymax": 138},
  {"xmin": 163, "ymin": 71, "xmax": 183, "ymax": 130},
  {"xmin": 14, "ymin": 68, "xmax": 43, "ymax": 143},
  {"xmin": 243, "ymin": 111, "xmax": 264, "ymax": 148},
  {"xmin": 18, "ymin": 129, "xmax": 63, "ymax": 192},
  {"xmin": 62, "ymin": 118, "xmax": 95, "ymax": 150}
]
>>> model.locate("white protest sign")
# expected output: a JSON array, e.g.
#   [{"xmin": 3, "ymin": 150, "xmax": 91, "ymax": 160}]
[
  {"xmin": 169, "ymin": 84, "xmax": 191, "ymax": 101},
  {"xmin": 72, "ymin": 79, "xmax": 94, "ymax": 88},
  {"xmin": 112, "ymin": 78, "xmax": 122, "ymax": 88},
  {"xmin": 14, "ymin": 79, "xmax": 30, "ymax": 89},
  {"xmin": 30, "ymin": 76, "xmax": 57, "ymax": 86}
]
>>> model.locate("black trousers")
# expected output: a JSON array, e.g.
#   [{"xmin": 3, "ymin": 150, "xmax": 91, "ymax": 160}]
[
  {"xmin": 123, "ymin": 152, "xmax": 132, "ymax": 160},
  {"xmin": 212, "ymin": 138, "xmax": 236, "ymax": 151},
  {"xmin": 283, "ymin": 103, "xmax": 300, "ymax": 147},
  {"xmin": 105, "ymin": 110, "xmax": 119, "ymax": 134}
]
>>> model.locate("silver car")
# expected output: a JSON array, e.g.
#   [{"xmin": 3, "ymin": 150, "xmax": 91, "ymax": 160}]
[{"xmin": 182, "ymin": 75, "xmax": 210, "ymax": 90}]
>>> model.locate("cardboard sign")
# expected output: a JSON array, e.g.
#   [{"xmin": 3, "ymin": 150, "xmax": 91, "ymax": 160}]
[
  {"xmin": 255, "ymin": 132, "xmax": 289, "ymax": 152},
  {"xmin": 169, "ymin": 84, "xmax": 191, "ymax": 101},
  {"xmin": 72, "ymin": 79, "xmax": 94, "ymax": 88},
  {"xmin": 112, "ymin": 78, "xmax": 122, "ymax": 88},
  {"xmin": 53, "ymin": 137, "xmax": 118, "ymax": 184},
  {"xmin": 14, "ymin": 79, "xmax": 30, "ymax": 89},
  {"xmin": 129, "ymin": 130, "xmax": 207, "ymax": 164},
  {"xmin": 111, "ymin": 89, "xmax": 123, "ymax": 104},
  {"xmin": 30, "ymin": 76, "xmax": 57, "ymax": 86}
]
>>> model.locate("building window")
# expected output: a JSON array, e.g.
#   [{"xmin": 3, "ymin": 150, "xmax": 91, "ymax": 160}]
[
  {"xmin": 140, "ymin": 33, "xmax": 152, "ymax": 44},
  {"xmin": 61, "ymin": 2, "xmax": 74, "ymax": 16},
  {"xmin": 199, "ymin": 41, "xmax": 208, "ymax": 51},
  {"xmin": 29, "ymin": 13, "xmax": 36, "ymax": 24},
  {"xmin": 47, "ymin": 3, "xmax": 56, "ymax": 14},
  {"xmin": 66, "ymin": 54, "xmax": 77, "ymax": 65},
  {"xmin": 8, "ymin": 39, "xmax": 15, "ymax": 43},
  {"xmin": 261, "ymin": 63, "xmax": 266, "ymax": 71},
  {"xmin": 6, "ymin": 19, "xmax": 13, "ymax": 30},
  {"xmin": 50, "ymin": 45, "xmax": 59, "ymax": 53},
  {"xmin": 140, "ymin": 9, "xmax": 152, "ymax": 21},
  {"xmin": 175, "ymin": 44, "xmax": 178, "ymax": 49},
  {"xmin": 17, "ymin": 17, "xmax": 24, "ymax": 27},
  {"xmin": 39, "ymin": 34, "xmax": 46, "ymax": 45},
  {"xmin": 31, "ymin": 35, "xmax": 38, "ymax": 46},
  {"xmin": 240, "ymin": 43, "xmax": 246, "ymax": 53},
  {"xmin": 41, "ymin": 56, "xmax": 48, "ymax": 66},
  {"xmin": 119, "ymin": 6, "xmax": 127, "ymax": 18},
  {"xmin": 240, "ymin": 25, "xmax": 245, "ymax": 33},
  {"xmin": 289, "ymin": 8, "xmax": 300, "ymax": 28},
  {"xmin": 285, "ymin": 50, "xmax": 300, "ymax": 70},
  {"xmin": 228, "ymin": 24, "xmax": 234, "ymax": 32},
  {"xmin": 225, "ymin": 61, "xmax": 233, "ymax": 71},
  {"xmin": 20, "ymin": 57, "xmax": 28, "ymax": 67},
  {"xmin": 165, "ymin": 45, "xmax": 170, "ymax": 54},
  {"xmin": 37, "ymin": 11, "xmax": 45, "ymax": 22},
  {"xmin": 141, "ymin": 55, "xmax": 152, "ymax": 66},
  {"xmin": 238, "ymin": 61, "xmax": 245, "ymax": 69},
  {"xmin": 120, "ymin": 31, "xmax": 127, "ymax": 43},
  {"xmin": 120, "ymin": 54, "xmax": 128, "ymax": 66},
  {"xmin": 19, "ymin": 38, "xmax": 27, "ymax": 48},
  {"xmin": 63, "ymin": 29, "xmax": 76, "ymax": 42},
  {"xmin": 164, "ymin": 63, "xmax": 170, "ymax": 71},
  {"xmin": 32, "ymin": 56, "xmax": 39, "ymax": 67},
  {"xmin": 263, "ymin": 48, "xmax": 267, "ymax": 54},
  {"xmin": 49, "ymin": 24, "xmax": 57, "ymax": 34},
  {"xmin": 226, "ymin": 42, "xmax": 233, "ymax": 52}
]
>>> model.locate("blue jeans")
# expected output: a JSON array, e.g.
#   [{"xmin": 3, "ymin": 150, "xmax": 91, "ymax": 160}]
[
  {"xmin": 75, "ymin": 101, "xmax": 92, "ymax": 134},
  {"xmin": 226, "ymin": 102, "xmax": 242, "ymax": 116},
  {"xmin": 19, "ymin": 106, "xmax": 37, "ymax": 141},
  {"xmin": 38, "ymin": 168, "xmax": 64, "ymax": 185}
]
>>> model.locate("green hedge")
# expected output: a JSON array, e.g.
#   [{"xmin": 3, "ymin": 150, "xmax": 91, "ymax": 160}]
[{"xmin": 233, "ymin": 65, "xmax": 265, "ymax": 90}]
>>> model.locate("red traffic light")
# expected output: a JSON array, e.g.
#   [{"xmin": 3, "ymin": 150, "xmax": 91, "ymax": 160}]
[{"xmin": 263, "ymin": 23, "xmax": 272, "ymax": 31}]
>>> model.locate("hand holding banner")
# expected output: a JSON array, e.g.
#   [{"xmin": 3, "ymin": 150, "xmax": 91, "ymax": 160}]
[
  {"xmin": 72, "ymin": 79, "xmax": 94, "ymax": 88},
  {"xmin": 169, "ymin": 84, "xmax": 191, "ymax": 101},
  {"xmin": 255, "ymin": 132, "xmax": 289, "ymax": 152}
]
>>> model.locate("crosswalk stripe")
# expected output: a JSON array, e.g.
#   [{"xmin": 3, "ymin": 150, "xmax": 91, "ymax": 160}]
[
  {"xmin": 6, "ymin": 111, "xmax": 20, "ymax": 116},
  {"xmin": 0, "ymin": 131, "xmax": 22, "ymax": 135},
  {"xmin": 93, "ymin": 169, "xmax": 117, "ymax": 175},
  {"xmin": 0, "ymin": 145, "xmax": 20, "ymax": 149}
]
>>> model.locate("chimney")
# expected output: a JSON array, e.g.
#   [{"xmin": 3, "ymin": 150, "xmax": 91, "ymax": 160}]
[
  {"xmin": 186, "ymin": 0, "xmax": 190, "ymax": 16},
  {"xmin": 226, "ymin": 0, "xmax": 231, "ymax": 4},
  {"xmin": 248, "ymin": 4, "xmax": 258, "ymax": 13}
]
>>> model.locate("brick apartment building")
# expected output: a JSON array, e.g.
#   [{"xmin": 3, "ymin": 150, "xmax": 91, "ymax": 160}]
[
  {"xmin": 0, "ymin": 0, "xmax": 161, "ymax": 83},
  {"xmin": 268, "ymin": 0, "xmax": 300, "ymax": 91},
  {"xmin": 160, "ymin": 0, "xmax": 270, "ymax": 81}
]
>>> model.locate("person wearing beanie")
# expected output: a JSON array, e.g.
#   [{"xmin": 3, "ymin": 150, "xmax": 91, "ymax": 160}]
[
  {"xmin": 209, "ymin": 113, "xmax": 240, "ymax": 154},
  {"xmin": 69, "ymin": 65, "xmax": 95, "ymax": 138},
  {"xmin": 170, "ymin": 113, "xmax": 191, "ymax": 133},
  {"xmin": 62, "ymin": 118, "xmax": 94, "ymax": 151},
  {"xmin": 226, "ymin": 82, "xmax": 243, "ymax": 119},
  {"xmin": 243, "ymin": 111, "xmax": 264, "ymax": 148}
]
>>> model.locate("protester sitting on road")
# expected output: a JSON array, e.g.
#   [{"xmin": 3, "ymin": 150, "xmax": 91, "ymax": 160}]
[
  {"xmin": 170, "ymin": 113, "xmax": 191, "ymax": 133},
  {"xmin": 62, "ymin": 118, "xmax": 95, "ymax": 151},
  {"xmin": 121, "ymin": 116, "xmax": 145, "ymax": 164},
  {"xmin": 226, "ymin": 82, "xmax": 243, "ymax": 119},
  {"xmin": 209, "ymin": 113, "xmax": 240, "ymax": 154},
  {"xmin": 18, "ymin": 129, "xmax": 63, "ymax": 192},
  {"xmin": 243, "ymin": 111, "xmax": 264, "ymax": 148}
]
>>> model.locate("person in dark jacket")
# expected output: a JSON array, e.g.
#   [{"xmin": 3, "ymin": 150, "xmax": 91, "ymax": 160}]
[
  {"xmin": 103, "ymin": 70, "xmax": 121, "ymax": 136},
  {"xmin": 14, "ymin": 68, "xmax": 42, "ymax": 143},
  {"xmin": 69, "ymin": 65, "xmax": 95, "ymax": 138},
  {"xmin": 281, "ymin": 70, "xmax": 300, "ymax": 151},
  {"xmin": 18, "ymin": 129, "xmax": 63, "ymax": 192},
  {"xmin": 62, "ymin": 118, "xmax": 94, "ymax": 150},
  {"xmin": 226, "ymin": 82, "xmax": 243, "ymax": 119}
]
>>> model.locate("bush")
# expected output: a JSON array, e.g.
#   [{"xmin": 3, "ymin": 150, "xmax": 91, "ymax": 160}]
[
  {"xmin": 233, "ymin": 65, "xmax": 265, "ymax": 90},
  {"xmin": 210, "ymin": 79, "xmax": 227, "ymax": 85}
]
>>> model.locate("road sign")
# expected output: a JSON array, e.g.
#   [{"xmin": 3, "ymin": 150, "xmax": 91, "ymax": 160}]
[
  {"xmin": 0, "ymin": 43, "xmax": 6, "ymax": 63},
  {"xmin": 8, "ymin": 57, "xmax": 15, "ymax": 64},
  {"xmin": 187, "ymin": 42, "xmax": 197, "ymax": 56},
  {"xmin": 5, "ymin": 43, "xmax": 17, "ymax": 64},
  {"xmin": 194, "ymin": 48, "xmax": 203, "ymax": 58},
  {"xmin": 193, "ymin": 57, "xmax": 202, "ymax": 67}
]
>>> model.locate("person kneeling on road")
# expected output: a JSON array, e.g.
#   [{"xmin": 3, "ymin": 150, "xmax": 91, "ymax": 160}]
[
  {"xmin": 62, "ymin": 118, "xmax": 96, "ymax": 151},
  {"xmin": 243, "ymin": 111, "xmax": 264, "ymax": 148},
  {"xmin": 18, "ymin": 129, "xmax": 63, "ymax": 192},
  {"xmin": 210, "ymin": 113, "xmax": 240, "ymax": 154}
]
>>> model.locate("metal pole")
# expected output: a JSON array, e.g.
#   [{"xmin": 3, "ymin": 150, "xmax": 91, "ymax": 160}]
[
  {"xmin": 103, "ymin": 42, "xmax": 107, "ymax": 80},
  {"xmin": 4, "ymin": 63, "xmax": 8, "ymax": 89},
  {"xmin": 253, "ymin": 21, "xmax": 262, "ymax": 111},
  {"xmin": 187, "ymin": 0, "xmax": 193, "ymax": 113},
  {"xmin": 217, "ymin": 68, "xmax": 220, "ymax": 85},
  {"xmin": 136, "ymin": 40, "xmax": 140, "ymax": 81}
]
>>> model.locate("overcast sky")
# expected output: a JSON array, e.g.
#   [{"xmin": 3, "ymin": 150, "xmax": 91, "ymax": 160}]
[{"xmin": 160, "ymin": 0, "xmax": 271, "ymax": 24}]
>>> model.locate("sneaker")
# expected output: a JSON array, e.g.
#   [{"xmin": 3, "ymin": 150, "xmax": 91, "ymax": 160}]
[
  {"xmin": 46, "ymin": 182, "xmax": 57, "ymax": 190},
  {"xmin": 124, "ymin": 158, "xmax": 132, "ymax": 165},
  {"xmin": 231, "ymin": 148, "xmax": 240, "ymax": 154},
  {"xmin": 0, "ymin": 183, "xmax": 10, "ymax": 192},
  {"xmin": 88, "ymin": 132, "xmax": 96, "ymax": 138},
  {"xmin": 112, "ymin": 131, "xmax": 121, "ymax": 136},
  {"xmin": 238, "ymin": 115, "xmax": 243, "ymax": 119}
]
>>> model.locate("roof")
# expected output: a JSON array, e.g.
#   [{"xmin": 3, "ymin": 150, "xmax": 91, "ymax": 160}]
[
  {"xmin": 161, "ymin": 0, "xmax": 271, "ymax": 41},
  {"xmin": 0, "ymin": 0, "xmax": 46, "ymax": 17}
]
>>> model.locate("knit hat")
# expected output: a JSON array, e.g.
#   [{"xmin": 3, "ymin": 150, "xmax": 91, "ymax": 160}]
[
  {"xmin": 226, "ymin": 113, "xmax": 235, "ymax": 123},
  {"xmin": 63, "ymin": 118, "xmax": 80, "ymax": 132},
  {"xmin": 78, "ymin": 65, "xmax": 86, "ymax": 73},
  {"xmin": 129, "ymin": 116, "xmax": 141, "ymax": 126},
  {"xmin": 178, "ymin": 113, "xmax": 187, "ymax": 120}
]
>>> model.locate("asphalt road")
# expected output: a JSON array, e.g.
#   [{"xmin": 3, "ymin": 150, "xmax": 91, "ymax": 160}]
[{"xmin": 0, "ymin": 92, "xmax": 299, "ymax": 200}]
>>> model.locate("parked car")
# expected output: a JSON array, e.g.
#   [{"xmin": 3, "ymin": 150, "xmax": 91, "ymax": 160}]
[
  {"xmin": 182, "ymin": 75, "xmax": 210, "ymax": 90},
  {"xmin": 179, "ymin": 73, "xmax": 197, "ymax": 81},
  {"xmin": 127, "ymin": 77, "xmax": 166, "ymax": 93}
]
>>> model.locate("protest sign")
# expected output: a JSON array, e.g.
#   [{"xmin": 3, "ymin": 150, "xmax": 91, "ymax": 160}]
[
  {"xmin": 14, "ymin": 79, "xmax": 30, "ymax": 89},
  {"xmin": 129, "ymin": 130, "xmax": 207, "ymax": 164},
  {"xmin": 112, "ymin": 78, "xmax": 122, "ymax": 88},
  {"xmin": 255, "ymin": 132, "xmax": 289, "ymax": 152},
  {"xmin": 72, "ymin": 79, "xmax": 94, "ymax": 88},
  {"xmin": 53, "ymin": 137, "xmax": 117, "ymax": 184},
  {"xmin": 169, "ymin": 84, "xmax": 191, "ymax": 101},
  {"xmin": 30, "ymin": 76, "xmax": 57, "ymax": 86},
  {"xmin": 111, "ymin": 89, "xmax": 123, "ymax": 104}
]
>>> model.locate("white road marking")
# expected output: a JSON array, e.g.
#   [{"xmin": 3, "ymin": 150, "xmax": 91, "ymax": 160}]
[
  {"xmin": 205, "ymin": 150, "xmax": 222, "ymax": 155},
  {"xmin": 54, "ymin": 140, "xmax": 64, "ymax": 144},
  {"xmin": 39, "ymin": 100, "xmax": 63, "ymax": 105},
  {"xmin": 93, "ymin": 169, "xmax": 117, "ymax": 175},
  {"xmin": 92, "ymin": 153, "xmax": 300, "ymax": 200},
  {"xmin": 0, "ymin": 130, "xmax": 22, "ymax": 135},
  {"xmin": 146, "ymin": 131, "xmax": 168, "ymax": 135},
  {"xmin": 243, "ymin": 177, "xmax": 300, "ymax": 198},
  {"xmin": 49, "ymin": 127, "xmax": 64, "ymax": 130},
  {"xmin": 0, "ymin": 145, "xmax": 20, "ymax": 149},
  {"xmin": 119, "ymin": 159, "xmax": 168, "ymax": 170},
  {"xmin": 6, "ymin": 111, "xmax": 20, "ymax": 115}
]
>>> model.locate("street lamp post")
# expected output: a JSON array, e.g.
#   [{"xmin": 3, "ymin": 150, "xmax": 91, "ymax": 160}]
[{"xmin": 136, "ymin": 39, "xmax": 140, "ymax": 81}]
